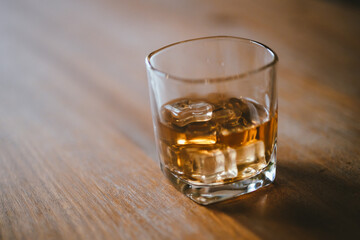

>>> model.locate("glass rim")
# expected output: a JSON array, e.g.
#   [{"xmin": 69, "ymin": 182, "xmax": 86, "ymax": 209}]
[{"xmin": 145, "ymin": 36, "xmax": 278, "ymax": 84}]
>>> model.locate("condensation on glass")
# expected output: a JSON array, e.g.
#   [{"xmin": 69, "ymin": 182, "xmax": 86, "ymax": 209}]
[{"xmin": 146, "ymin": 36, "xmax": 278, "ymax": 205}]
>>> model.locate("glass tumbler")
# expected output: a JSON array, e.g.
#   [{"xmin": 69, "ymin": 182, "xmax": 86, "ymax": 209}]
[{"xmin": 146, "ymin": 36, "xmax": 278, "ymax": 205}]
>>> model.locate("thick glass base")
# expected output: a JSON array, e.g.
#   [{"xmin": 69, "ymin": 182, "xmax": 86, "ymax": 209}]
[{"xmin": 161, "ymin": 146, "xmax": 276, "ymax": 205}]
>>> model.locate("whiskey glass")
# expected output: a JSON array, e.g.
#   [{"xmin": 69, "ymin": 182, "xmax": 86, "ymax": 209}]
[{"xmin": 146, "ymin": 36, "xmax": 278, "ymax": 205}]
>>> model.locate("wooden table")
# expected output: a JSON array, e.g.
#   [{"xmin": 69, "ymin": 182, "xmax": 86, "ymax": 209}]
[{"xmin": 1, "ymin": 0, "xmax": 359, "ymax": 239}]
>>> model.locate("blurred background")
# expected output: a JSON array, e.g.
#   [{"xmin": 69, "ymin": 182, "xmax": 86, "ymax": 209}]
[
  {"xmin": 1, "ymin": 0, "xmax": 359, "ymax": 190},
  {"xmin": 1, "ymin": 0, "xmax": 360, "ymax": 239},
  {"xmin": 1, "ymin": 0, "xmax": 359, "ymax": 157}
]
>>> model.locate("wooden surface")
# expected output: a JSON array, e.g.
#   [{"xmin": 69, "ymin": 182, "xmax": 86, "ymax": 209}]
[{"xmin": 1, "ymin": 0, "xmax": 359, "ymax": 239}]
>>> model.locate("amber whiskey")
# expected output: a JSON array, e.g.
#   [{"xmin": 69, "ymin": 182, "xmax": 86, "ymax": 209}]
[{"xmin": 157, "ymin": 95, "xmax": 277, "ymax": 185}]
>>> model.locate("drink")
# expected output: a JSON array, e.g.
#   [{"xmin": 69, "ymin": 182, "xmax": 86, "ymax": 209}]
[
  {"xmin": 146, "ymin": 36, "xmax": 278, "ymax": 204},
  {"xmin": 157, "ymin": 95, "xmax": 277, "ymax": 185}
]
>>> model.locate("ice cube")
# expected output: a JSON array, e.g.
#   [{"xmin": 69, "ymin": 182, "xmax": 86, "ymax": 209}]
[
  {"xmin": 242, "ymin": 101, "xmax": 260, "ymax": 125},
  {"xmin": 157, "ymin": 119, "xmax": 187, "ymax": 145},
  {"xmin": 234, "ymin": 140, "xmax": 267, "ymax": 179},
  {"xmin": 226, "ymin": 98, "xmax": 248, "ymax": 115},
  {"xmin": 225, "ymin": 98, "xmax": 266, "ymax": 126},
  {"xmin": 162, "ymin": 99, "xmax": 213, "ymax": 127},
  {"xmin": 159, "ymin": 141, "xmax": 185, "ymax": 174},
  {"xmin": 183, "ymin": 122, "xmax": 217, "ymax": 145},
  {"xmin": 180, "ymin": 145, "xmax": 238, "ymax": 183},
  {"xmin": 212, "ymin": 108, "xmax": 237, "ymax": 124},
  {"xmin": 235, "ymin": 140, "xmax": 265, "ymax": 163}
]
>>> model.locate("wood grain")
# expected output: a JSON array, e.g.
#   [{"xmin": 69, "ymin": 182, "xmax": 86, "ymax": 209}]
[{"xmin": 0, "ymin": 0, "xmax": 359, "ymax": 239}]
